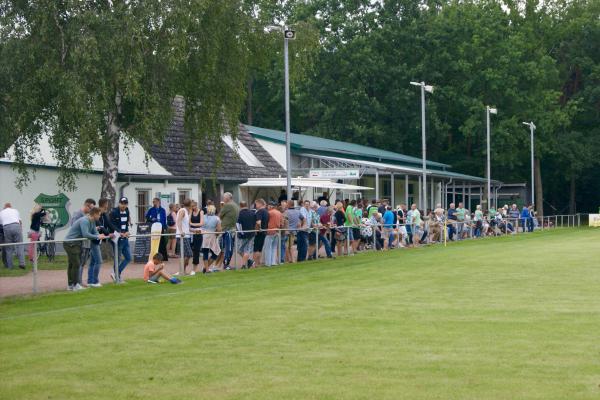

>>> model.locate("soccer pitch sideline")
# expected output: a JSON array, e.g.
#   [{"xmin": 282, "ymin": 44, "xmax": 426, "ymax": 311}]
[{"xmin": 1, "ymin": 228, "xmax": 599, "ymax": 400}]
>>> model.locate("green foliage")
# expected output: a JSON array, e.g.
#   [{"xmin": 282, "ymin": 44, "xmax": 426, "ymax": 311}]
[{"xmin": 246, "ymin": 0, "xmax": 600, "ymax": 212}]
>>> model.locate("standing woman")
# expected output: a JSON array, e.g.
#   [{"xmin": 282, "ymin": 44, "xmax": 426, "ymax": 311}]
[
  {"xmin": 190, "ymin": 201, "xmax": 204, "ymax": 276},
  {"xmin": 28, "ymin": 203, "xmax": 47, "ymax": 262},
  {"xmin": 332, "ymin": 201, "xmax": 347, "ymax": 257},
  {"xmin": 167, "ymin": 203, "xmax": 178, "ymax": 257},
  {"xmin": 201, "ymin": 205, "xmax": 222, "ymax": 273}
]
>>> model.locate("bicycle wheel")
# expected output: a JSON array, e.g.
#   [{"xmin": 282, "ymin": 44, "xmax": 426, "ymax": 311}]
[{"xmin": 46, "ymin": 242, "xmax": 56, "ymax": 262}]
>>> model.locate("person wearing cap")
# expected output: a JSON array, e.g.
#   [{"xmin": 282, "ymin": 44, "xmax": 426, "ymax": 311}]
[
  {"xmin": 264, "ymin": 201, "xmax": 282, "ymax": 267},
  {"xmin": 252, "ymin": 199, "xmax": 269, "ymax": 267},
  {"xmin": 110, "ymin": 197, "xmax": 132, "ymax": 283}
]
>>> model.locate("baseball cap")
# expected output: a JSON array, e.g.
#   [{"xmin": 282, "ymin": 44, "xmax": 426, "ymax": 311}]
[{"xmin": 119, "ymin": 197, "xmax": 129, "ymax": 204}]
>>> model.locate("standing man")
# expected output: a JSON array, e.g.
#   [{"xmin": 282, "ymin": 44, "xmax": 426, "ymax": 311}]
[
  {"xmin": 174, "ymin": 198, "xmax": 193, "ymax": 275},
  {"xmin": 455, "ymin": 202, "xmax": 465, "ymax": 240},
  {"xmin": 87, "ymin": 198, "xmax": 113, "ymax": 287},
  {"xmin": 110, "ymin": 197, "xmax": 132, "ymax": 283},
  {"xmin": 382, "ymin": 206, "xmax": 396, "ymax": 250},
  {"xmin": 447, "ymin": 203, "xmax": 457, "ymax": 241},
  {"xmin": 71, "ymin": 198, "xmax": 96, "ymax": 284},
  {"xmin": 0, "ymin": 203, "xmax": 25, "ymax": 269},
  {"xmin": 284, "ymin": 200, "xmax": 301, "ymax": 263},
  {"xmin": 264, "ymin": 201, "xmax": 282, "ymax": 266},
  {"xmin": 253, "ymin": 199, "xmax": 269, "ymax": 267},
  {"xmin": 146, "ymin": 197, "xmax": 168, "ymax": 261},
  {"xmin": 219, "ymin": 192, "xmax": 239, "ymax": 270},
  {"xmin": 64, "ymin": 207, "xmax": 111, "ymax": 291},
  {"xmin": 297, "ymin": 200, "xmax": 310, "ymax": 262},
  {"xmin": 237, "ymin": 201, "xmax": 256, "ymax": 269}
]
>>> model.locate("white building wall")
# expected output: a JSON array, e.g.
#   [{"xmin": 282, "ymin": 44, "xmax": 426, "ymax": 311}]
[{"xmin": 0, "ymin": 164, "xmax": 200, "ymax": 242}]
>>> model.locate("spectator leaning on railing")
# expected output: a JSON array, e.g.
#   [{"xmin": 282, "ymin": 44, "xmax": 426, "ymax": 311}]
[
  {"xmin": 64, "ymin": 207, "xmax": 113, "ymax": 291},
  {"xmin": 0, "ymin": 203, "xmax": 25, "ymax": 269}
]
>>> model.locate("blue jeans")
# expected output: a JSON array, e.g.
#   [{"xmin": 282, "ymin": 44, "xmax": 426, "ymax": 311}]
[
  {"xmin": 117, "ymin": 238, "xmax": 131, "ymax": 275},
  {"xmin": 263, "ymin": 234, "xmax": 279, "ymax": 266},
  {"xmin": 222, "ymin": 231, "xmax": 234, "ymax": 266},
  {"xmin": 280, "ymin": 235, "xmax": 288, "ymax": 263},
  {"xmin": 87, "ymin": 244, "xmax": 102, "ymax": 284},
  {"xmin": 296, "ymin": 231, "xmax": 308, "ymax": 262},
  {"xmin": 318, "ymin": 234, "xmax": 332, "ymax": 257}
]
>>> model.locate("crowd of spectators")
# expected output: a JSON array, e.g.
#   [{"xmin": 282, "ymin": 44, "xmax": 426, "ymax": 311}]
[{"xmin": 0, "ymin": 192, "xmax": 543, "ymax": 291}]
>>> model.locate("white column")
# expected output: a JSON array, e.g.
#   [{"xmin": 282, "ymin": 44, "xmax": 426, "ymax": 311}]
[
  {"xmin": 375, "ymin": 170, "xmax": 380, "ymax": 201},
  {"xmin": 405, "ymin": 175, "xmax": 409, "ymax": 205},
  {"xmin": 391, "ymin": 173, "xmax": 395, "ymax": 207}
]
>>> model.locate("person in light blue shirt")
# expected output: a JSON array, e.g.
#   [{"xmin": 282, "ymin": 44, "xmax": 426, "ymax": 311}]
[{"xmin": 382, "ymin": 207, "xmax": 396, "ymax": 250}]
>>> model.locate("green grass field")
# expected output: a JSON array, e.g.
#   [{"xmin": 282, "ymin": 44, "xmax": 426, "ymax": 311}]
[
  {"xmin": 0, "ymin": 255, "xmax": 68, "ymax": 277},
  {"xmin": 1, "ymin": 228, "xmax": 599, "ymax": 399}
]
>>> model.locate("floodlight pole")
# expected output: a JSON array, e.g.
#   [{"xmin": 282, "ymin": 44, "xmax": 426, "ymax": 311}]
[
  {"xmin": 284, "ymin": 31, "xmax": 292, "ymax": 202},
  {"xmin": 486, "ymin": 106, "xmax": 497, "ymax": 210},
  {"xmin": 523, "ymin": 121, "xmax": 536, "ymax": 206},
  {"xmin": 411, "ymin": 81, "xmax": 432, "ymax": 211},
  {"xmin": 420, "ymin": 83, "xmax": 427, "ymax": 212}
]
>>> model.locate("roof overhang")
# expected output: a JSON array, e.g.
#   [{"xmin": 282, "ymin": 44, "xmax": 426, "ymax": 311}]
[{"xmin": 240, "ymin": 177, "xmax": 372, "ymax": 191}]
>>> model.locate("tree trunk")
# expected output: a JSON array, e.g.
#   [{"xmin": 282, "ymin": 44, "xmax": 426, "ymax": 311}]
[
  {"xmin": 534, "ymin": 157, "xmax": 543, "ymax": 216},
  {"xmin": 101, "ymin": 111, "xmax": 120, "ymax": 206},
  {"xmin": 569, "ymin": 174, "xmax": 576, "ymax": 214},
  {"xmin": 246, "ymin": 77, "xmax": 253, "ymax": 125}
]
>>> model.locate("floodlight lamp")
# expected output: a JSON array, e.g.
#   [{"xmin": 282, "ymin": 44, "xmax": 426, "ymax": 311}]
[
  {"xmin": 489, "ymin": 107, "xmax": 497, "ymax": 114},
  {"xmin": 424, "ymin": 85, "xmax": 434, "ymax": 93},
  {"xmin": 284, "ymin": 30, "xmax": 296, "ymax": 39},
  {"xmin": 410, "ymin": 81, "xmax": 421, "ymax": 87},
  {"xmin": 264, "ymin": 25, "xmax": 283, "ymax": 33}
]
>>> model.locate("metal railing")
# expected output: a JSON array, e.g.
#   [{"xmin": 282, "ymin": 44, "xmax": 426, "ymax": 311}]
[{"xmin": 0, "ymin": 213, "xmax": 585, "ymax": 295}]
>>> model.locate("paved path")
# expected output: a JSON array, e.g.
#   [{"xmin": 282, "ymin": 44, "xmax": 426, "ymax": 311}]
[{"xmin": 0, "ymin": 258, "xmax": 191, "ymax": 298}]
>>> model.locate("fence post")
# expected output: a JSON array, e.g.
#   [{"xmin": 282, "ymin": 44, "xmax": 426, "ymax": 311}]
[
  {"xmin": 233, "ymin": 230, "xmax": 239, "ymax": 270},
  {"xmin": 578, "ymin": 213, "xmax": 581, "ymax": 227},
  {"xmin": 179, "ymin": 235, "xmax": 184, "ymax": 275},
  {"xmin": 346, "ymin": 226, "xmax": 350, "ymax": 256},
  {"xmin": 315, "ymin": 228, "xmax": 319, "ymax": 260},
  {"xmin": 32, "ymin": 240, "xmax": 39, "ymax": 294},
  {"xmin": 113, "ymin": 238, "xmax": 119, "ymax": 282},
  {"xmin": 277, "ymin": 229, "xmax": 282, "ymax": 265}
]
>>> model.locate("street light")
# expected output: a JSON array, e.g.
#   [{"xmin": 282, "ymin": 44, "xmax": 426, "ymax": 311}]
[
  {"xmin": 522, "ymin": 121, "xmax": 536, "ymax": 207},
  {"xmin": 486, "ymin": 106, "xmax": 497, "ymax": 210},
  {"xmin": 266, "ymin": 25, "xmax": 296, "ymax": 202},
  {"xmin": 410, "ymin": 81, "xmax": 434, "ymax": 211}
]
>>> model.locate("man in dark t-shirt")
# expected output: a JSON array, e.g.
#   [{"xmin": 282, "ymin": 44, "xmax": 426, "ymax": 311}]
[
  {"xmin": 447, "ymin": 203, "xmax": 457, "ymax": 241},
  {"xmin": 253, "ymin": 199, "xmax": 269, "ymax": 267}
]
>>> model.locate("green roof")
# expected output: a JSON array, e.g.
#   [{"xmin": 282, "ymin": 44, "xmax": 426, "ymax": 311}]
[{"xmin": 244, "ymin": 125, "xmax": 450, "ymax": 170}]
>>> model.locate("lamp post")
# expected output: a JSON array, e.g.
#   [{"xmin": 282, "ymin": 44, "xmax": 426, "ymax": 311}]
[
  {"xmin": 486, "ymin": 106, "xmax": 497, "ymax": 210},
  {"xmin": 522, "ymin": 121, "xmax": 536, "ymax": 206},
  {"xmin": 266, "ymin": 25, "xmax": 296, "ymax": 202},
  {"xmin": 410, "ymin": 81, "xmax": 434, "ymax": 211}
]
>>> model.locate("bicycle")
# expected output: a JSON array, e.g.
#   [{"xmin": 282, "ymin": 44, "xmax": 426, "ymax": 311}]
[{"xmin": 37, "ymin": 223, "xmax": 57, "ymax": 262}]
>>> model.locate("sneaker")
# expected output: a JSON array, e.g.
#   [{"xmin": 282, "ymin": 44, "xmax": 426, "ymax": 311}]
[
  {"xmin": 73, "ymin": 283, "xmax": 88, "ymax": 291},
  {"xmin": 189, "ymin": 271, "xmax": 196, "ymax": 276},
  {"xmin": 88, "ymin": 283, "xmax": 103, "ymax": 288},
  {"xmin": 67, "ymin": 285, "xmax": 74, "ymax": 291},
  {"xmin": 147, "ymin": 279, "xmax": 158, "ymax": 284},
  {"xmin": 116, "ymin": 279, "xmax": 127, "ymax": 284},
  {"xmin": 247, "ymin": 259, "xmax": 255, "ymax": 268},
  {"xmin": 224, "ymin": 266, "xmax": 232, "ymax": 271},
  {"xmin": 110, "ymin": 272, "xmax": 117, "ymax": 282},
  {"xmin": 173, "ymin": 272, "xmax": 181, "ymax": 276},
  {"xmin": 169, "ymin": 277, "xmax": 182, "ymax": 284},
  {"xmin": 209, "ymin": 268, "xmax": 219, "ymax": 273}
]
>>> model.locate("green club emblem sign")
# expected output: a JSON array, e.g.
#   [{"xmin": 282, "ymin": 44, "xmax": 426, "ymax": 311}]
[{"xmin": 34, "ymin": 193, "xmax": 70, "ymax": 228}]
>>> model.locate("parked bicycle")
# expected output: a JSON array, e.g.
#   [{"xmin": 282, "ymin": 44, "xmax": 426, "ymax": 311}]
[{"xmin": 37, "ymin": 223, "xmax": 57, "ymax": 262}]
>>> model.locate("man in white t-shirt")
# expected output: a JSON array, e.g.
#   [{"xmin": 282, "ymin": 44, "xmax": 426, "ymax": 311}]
[{"xmin": 0, "ymin": 203, "xmax": 25, "ymax": 269}]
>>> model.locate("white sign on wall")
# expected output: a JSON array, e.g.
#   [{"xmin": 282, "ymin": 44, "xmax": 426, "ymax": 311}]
[{"xmin": 309, "ymin": 169, "xmax": 360, "ymax": 179}]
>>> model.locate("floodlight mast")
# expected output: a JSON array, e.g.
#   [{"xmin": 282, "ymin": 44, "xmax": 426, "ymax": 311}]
[
  {"xmin": 265, "ymin": 24, "xmax": 295, "ymax": 203},
  {"xmin": 523, "ymin": 121, "xmax": 536, "ymax": 207},
  {"xmin": 410, "ymin": 81, "xmax": 434, "ymax": 211},
  {"xmin": 486, "ymin": 106, "xmax": 497, "ymax": 210}
]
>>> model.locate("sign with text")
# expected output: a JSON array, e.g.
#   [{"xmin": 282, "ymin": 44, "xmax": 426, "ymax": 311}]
[
  {"xmin": 34, "ymin": 193, "xmax": 70, "ymax": 228},
  {"xmin": 589, "ymin": 214, "xmax": 600, "ymax": 227},
  {"xmin": 309, "ymin": 169, "xmax": 360, "ymax": 179}
]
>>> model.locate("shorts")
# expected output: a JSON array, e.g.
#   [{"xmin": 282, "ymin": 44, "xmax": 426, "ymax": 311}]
[
  {"xmin": 352, "ymin": 228, "xmax": 361, "ymax": 240},
  {"xmin": 238, "ymin": 237, "xmax": 255, "ymax": 255},
  {"xmin": 346, "ymin": 227, "xmax": 354, "ymax": 241},
  {"xmin": 254, "ymin": 232, "xmax": 266, "ymax": 252},
  {"xmin": 383, "ymin": 227, "xmax": 394, "ymax": 238},
  {"xmin": 148, "ymin": 273, "xmax": 161, "ymax": 283},
  {"xmin": 398, "ymin": 226, "xmax": 407, "ymax": 236},
  {"xmin": 308, "ymin": 231, "xmax": 317, "ymax": 245},
  {"xmin": 176, "ymin": 237, "xmax": 193, "ymax": 258}
]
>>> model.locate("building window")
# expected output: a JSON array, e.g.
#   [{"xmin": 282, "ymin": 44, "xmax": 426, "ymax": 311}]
[
  {"xmin": 136, "ymin": 189, "xmax": 150, "ymax": 223},
  {"xmin": 178, "ymin": 190, "xmax": 191, "ymax": 205}
]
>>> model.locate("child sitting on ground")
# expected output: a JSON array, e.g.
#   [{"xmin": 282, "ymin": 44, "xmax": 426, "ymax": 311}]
[{"xmin": 144, "ymin": 253, "xmax": 182, "ymax": 284}]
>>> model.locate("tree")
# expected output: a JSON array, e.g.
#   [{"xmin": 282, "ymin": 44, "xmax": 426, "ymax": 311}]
[{"xmin": 0, "ymin": 0, "xmax": 266, "ymax": 203}]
